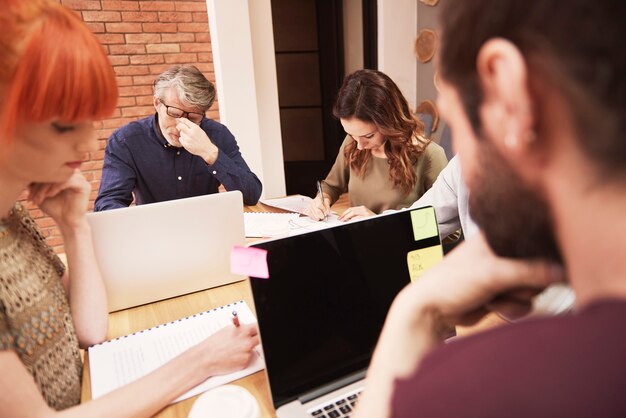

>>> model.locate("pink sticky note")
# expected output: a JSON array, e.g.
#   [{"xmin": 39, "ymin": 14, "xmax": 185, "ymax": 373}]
[{"xmin": 231, "ymin": 245, "xmax": 269, "ymax": 279}]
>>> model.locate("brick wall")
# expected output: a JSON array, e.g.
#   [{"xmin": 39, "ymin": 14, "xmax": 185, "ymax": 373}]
[{"xmin": 19, "ymin": 0, "xmax": 218, "ymax": 254}]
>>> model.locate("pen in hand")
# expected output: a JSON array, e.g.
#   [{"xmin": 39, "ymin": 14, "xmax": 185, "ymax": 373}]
[
  {"xmin": 316, "ymin": 180, "xmax": 328, "ymax": 222},
  {"xmin": 232, "ymin": 310, "xmax": 240, "ymax": 327}
]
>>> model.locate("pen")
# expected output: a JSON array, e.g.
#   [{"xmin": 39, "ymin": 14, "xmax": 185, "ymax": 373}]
[
  {"xmin": 232, "ymin": 310, "xmax": 240, "ymax": 327},
  {"xmin": 316, "ymin": 180, "xmax": 328, "ymax": 222}
]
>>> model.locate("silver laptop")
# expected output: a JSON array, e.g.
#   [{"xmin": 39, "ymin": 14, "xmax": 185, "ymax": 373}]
[
  {"xmin": 248, "ymin": 207, "xmax": 441, "ymax": 417},
  {"xmin": 87, "ymin": 191, "xmax": 246, "ymax": 312}
]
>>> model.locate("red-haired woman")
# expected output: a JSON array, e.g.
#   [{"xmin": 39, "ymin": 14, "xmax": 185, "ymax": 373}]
[
  {"xmin": 0, "ymin": 1, "xmax": 258, "ymax": 415},
  {"xmin": 305, "ymin": 69, "xmax": 448, "ymax": 221}
]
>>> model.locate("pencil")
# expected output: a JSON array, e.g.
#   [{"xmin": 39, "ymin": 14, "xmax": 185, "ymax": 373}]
[{"xmin": 232, "ymin": 310, "xmax": 240, "ymax": 327}]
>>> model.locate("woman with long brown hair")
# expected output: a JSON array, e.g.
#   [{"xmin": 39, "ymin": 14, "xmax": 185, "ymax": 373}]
[{"xmin": 305, "ymin": 69, "xmax": 447, "ymax": 221}]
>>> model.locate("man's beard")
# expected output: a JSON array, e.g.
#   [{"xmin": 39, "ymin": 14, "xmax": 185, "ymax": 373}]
[{"xmin": 468, "ymin": 140, "xmax": 563, "ymax": 263}]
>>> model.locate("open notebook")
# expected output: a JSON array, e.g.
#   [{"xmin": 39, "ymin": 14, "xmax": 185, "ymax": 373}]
[{"xmin": 88, "ymin": 300, "xmax": 264, "ymax": 404}]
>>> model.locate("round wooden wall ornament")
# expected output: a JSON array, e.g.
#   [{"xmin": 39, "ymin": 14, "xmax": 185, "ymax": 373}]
[
  {"xmin": 419, "ymin": 0, "xmax": 440, "ymax": 6},
  {"xmin": 415, "ymin": 99, "xmax": 440, "ymax": 133},
  {"xmin": 415, "ymin": 28, "xmax": 438, "ymax": 63}
]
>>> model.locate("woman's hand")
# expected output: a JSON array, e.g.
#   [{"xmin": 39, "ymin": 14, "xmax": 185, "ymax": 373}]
[
  {"xmin": 305, "ymin": 193, "xmax": 331, "ymax": 221},
  {"xmin": 27, "ymin": 169, "xmax": 90, "ymax": 231},
  {"xmin": 338, "ymin": 205, "xmax": 375, "ymax": 221},
  {"xmin": 200, "ymin": 323, "xmax": 260, "ymax": 376}
]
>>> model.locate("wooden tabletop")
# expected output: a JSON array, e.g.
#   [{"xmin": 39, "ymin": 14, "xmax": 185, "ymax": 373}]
[{"xmin": 80, "ymin": 194, "xmax": 506, "ymax": 417}]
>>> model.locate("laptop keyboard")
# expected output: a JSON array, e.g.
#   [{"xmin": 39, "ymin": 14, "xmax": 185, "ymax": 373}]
[{"xmin": 308, "ymin": 388, "xmax": 362, "ymax": 418}]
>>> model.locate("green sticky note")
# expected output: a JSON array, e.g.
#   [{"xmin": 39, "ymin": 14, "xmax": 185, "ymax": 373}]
[{"xmin": 410, "ymin": 207, "xmax": 439, "ymax": 241}]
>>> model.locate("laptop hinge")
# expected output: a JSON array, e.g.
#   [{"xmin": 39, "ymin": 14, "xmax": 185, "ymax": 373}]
[{"xmin": 299, "ymin": 369, "xmax": 366, "ymax": 404}]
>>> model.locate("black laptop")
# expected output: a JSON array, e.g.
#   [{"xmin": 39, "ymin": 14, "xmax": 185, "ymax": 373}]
[{"xmin": 248, "ymin": 207, "xmax": 441, "ymax": 418}]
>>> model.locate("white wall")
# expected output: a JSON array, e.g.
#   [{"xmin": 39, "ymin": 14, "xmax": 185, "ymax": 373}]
[
  {"xmin": 206, "ymin": 0, "xmax": 286, "ymax": 198},
  {"xmin": 377, "ymin": 0, "xmax": 417, "ymax": 108}
]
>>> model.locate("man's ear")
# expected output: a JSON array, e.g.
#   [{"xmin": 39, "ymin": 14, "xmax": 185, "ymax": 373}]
[
  {"xmin": 477, "ymin": 39, "xmax": 537, "ymax": 166},
  {"xmin": 153, "ymin": 95, "xmax": 160, "ymax": 111}
]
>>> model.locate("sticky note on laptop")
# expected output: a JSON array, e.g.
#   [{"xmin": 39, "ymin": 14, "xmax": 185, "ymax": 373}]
[
  {"xmin": 231, "ymin": 245, "xmax": 269, "ymax": 279},
  {"xmin": 407, "ymin": 207, "xmax": 443, "ymax": 281}
]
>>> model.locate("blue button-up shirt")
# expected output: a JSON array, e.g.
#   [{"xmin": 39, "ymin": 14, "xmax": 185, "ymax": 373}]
[{"xmin": 94, "ymin": 114, "xmax": 262, "ymax": 211}]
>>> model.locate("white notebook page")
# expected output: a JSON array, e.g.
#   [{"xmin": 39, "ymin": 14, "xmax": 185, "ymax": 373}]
[{"xmin": 88, "ymin": 300, "xmax": 264, "ymax": 404}]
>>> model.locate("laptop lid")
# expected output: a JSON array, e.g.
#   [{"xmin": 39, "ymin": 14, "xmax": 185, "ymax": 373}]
[
  {"xmin": 248, "ymin": 207, "xmax": 441, "ymax": 409},
  {"xmin": 87, "ymin": 191, "xmax": 246, "ymax": 312}
]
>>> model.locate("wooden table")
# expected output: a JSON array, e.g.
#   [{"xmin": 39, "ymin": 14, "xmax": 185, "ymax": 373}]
[{"xmin": 80, "ymin": 195, "xmax": 506, "ymax": 417}]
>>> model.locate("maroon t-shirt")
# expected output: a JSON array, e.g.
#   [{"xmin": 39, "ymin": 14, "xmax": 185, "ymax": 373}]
[{"xmin": 392, "ymin": 300, "xmax": 626, "ymax": 417}]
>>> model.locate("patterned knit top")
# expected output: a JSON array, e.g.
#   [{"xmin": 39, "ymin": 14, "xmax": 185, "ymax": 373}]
[{"xmin": 0, "ymin": 203, "xmax": 82, "ymax": 410}]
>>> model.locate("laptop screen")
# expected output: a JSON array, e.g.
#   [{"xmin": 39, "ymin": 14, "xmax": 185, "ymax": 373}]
[{"xmin": 249, "ymin": 208, "xmax": 440, "ymax": 407}]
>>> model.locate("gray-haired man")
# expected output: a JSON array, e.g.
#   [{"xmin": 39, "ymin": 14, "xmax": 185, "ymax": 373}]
[{"xmin": 95, "ymin": 65, "xmax": 262, "ymax": 211}]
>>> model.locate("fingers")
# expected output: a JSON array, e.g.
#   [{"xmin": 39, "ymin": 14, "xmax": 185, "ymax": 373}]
[
  {"xmin": 339, "ymin": 206, "xmax": 372, "ymax": 221},
  {"xmin": 305, "ymin": 196, "xmax": 329, "ymax": 221}
]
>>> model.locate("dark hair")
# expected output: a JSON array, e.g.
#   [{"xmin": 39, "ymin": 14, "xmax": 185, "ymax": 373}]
[
  {"xmin": 438, "ymin": 0, "xmax": 626, "ymax": 174},
  {"xmin": 333, "ymin": 69, "xmax": 428, "ymax": 193}
]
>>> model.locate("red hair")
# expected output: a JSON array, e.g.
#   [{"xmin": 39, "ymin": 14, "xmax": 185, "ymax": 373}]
[{"xmin": 0, "ymin": 0, "xmax": 117, "ymax": 140}]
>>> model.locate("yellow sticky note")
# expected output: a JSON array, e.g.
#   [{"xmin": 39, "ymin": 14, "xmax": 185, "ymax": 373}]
[
  {"xmin": 406, "ymin": 245, "xmax": 443, "ymax": 281},
  {"xmin": 410, "ymin": 207, "xmax": 439, "ymax": 241}
]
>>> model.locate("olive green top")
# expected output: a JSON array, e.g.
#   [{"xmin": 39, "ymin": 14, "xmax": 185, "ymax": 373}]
[{"xmin": 323, "ymin": 136, "xmax": 448, "ymax": 213}]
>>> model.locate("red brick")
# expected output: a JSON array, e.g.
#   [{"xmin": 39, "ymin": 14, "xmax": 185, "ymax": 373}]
[
  {"xmin": 177, "ymin": 22, "xmax": 208, "ymax": 33},
  {"xmin": 35, "ymin": 217, "xmax": 58, "ymax": 229},
  {"xmin": 192, "ymin": 12, "xmax": 208, "ymax": 22},
  {"xmin": 164, "ymin": 53, "xmax": 197, "ymax": 64},
  {"xmin": 114, "ymin": 65, "xmax": 150, "ymax": 76},
  {"xmin": 46, "ymin": 237, "xmax": 65, "ymax": 248},
  {"xmin": 115, "ymin": 75, "xmax": 133, "ymax": 86},
  {"xmin": 162, "ymin": 33, "xmax": 195, "ymax": 43},
  {"xmin": 96, "ymin": 33, "xmax": 125, "ymax": 45},
  {"xmin": 175, "ymin": 2, "xmax": 207, "ymax": 12},
  {"xmin": 108, "ymin": 55, "xmax": 130, "ymax": 66},
  {"xmin": 135, "ymin": 95, "xmax": 155, "ymax": 106},
  {"xmin": 102, "ymin": 116, "xmax": 136, "ymax": 127},
  {"xmin": 140, "ymin": 1, "xmax": 176, "ymax": 11},
  {"xmin": 29, "ymin": 209, "xmax": 44, "ymax": 219},
  {"xmin": 158, "ymin": 12, "xmax": 192, "ymax": 23},
  {"xmin": 119, "ymin": 85, "xmax": 153, "ymax": 98},
  {"xmin": 194, "ymin": 64, "xmax": 214, "ymax": 74},
  {"xmin": 106, "ymin": 22, "xmax": 143, "ymax": 33},
  {"xmin": 148, "ymin": 64, "xmax": 175, "ymax": 75},
  {"xmin": 90, "ymin": 150, "xmax": 106, "ymax": 160},
  {"xmin": 195, "ymin": 32, "xmax": 211, "ymax": 43},
  {"xmin": 142, "ymin": 22, "xmax": 178, "ymax": 33},
  {"xmin": 130, "ymin": 54, "xmax": 165, "ymax": 65},
  {"xmin": 62, "ymin": 0, "xmax": 101, "ymax": 10},
  {"xmin": 116, "ymin": 97, "xmax": 136, "ymax": 107},
  {"xmin": 109, "ymin": 44, "xmax": 146, "ymax": 55},
  {"xmin": 101, "ymin": 1, "xmax": 139, "ymax": 11},
  {"xmin": 146, "ymin": 43, "xmax": 180, "ymax": 54},
  {"xmin": 85, "ymin": 22, "xmax": 105, "ymax": 33},
  {"xmin": 180, "ymin": 43, "xmax": 211, "ymax": 53},
  {"xmin": 121, "ymin": 106, "xmax": 155, "ymax": 117},
  {"xmin": 197, "ymin": 52, "xmax": 213, "ymax": 63},
  {"xmin": 125, "ymin": 33, "xmax": 161, "ymax": 44},
  {"xmin": 89, "ymin": 190, "xmax": 99, "ymax": 201},
  {"xmin": 82, "ymin": 160, "xmax": 105, "ymax": 171},
  {"xmin": 82, "ymin": 11, "xmax": 121, "ymax": 22},
  {"xmin": 206, "ymin": 110, "xmax": 220, "ymax": 120},
  {"xmin": 132, "ymin": 75, "xmax": 157, "ymax": 85},
  {"xmin": 122, "ymin": 11, "xmax": 158, "ymax": 22}
]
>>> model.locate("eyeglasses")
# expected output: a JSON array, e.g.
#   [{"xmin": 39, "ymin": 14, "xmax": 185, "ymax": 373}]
[{"xmin": 160, "ymin": 102, "xmax": 204, "ymax": 124}]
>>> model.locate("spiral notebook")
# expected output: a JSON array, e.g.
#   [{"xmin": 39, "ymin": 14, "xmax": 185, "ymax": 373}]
[{"xmin": 88, "ymin": 300, "xmax": 264, "ymax": 404}]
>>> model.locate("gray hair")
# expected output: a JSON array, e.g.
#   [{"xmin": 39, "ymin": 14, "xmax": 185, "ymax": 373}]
[{"xmin": 153, "ymin": 65, "xmax": 215, "ymax": 112}]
